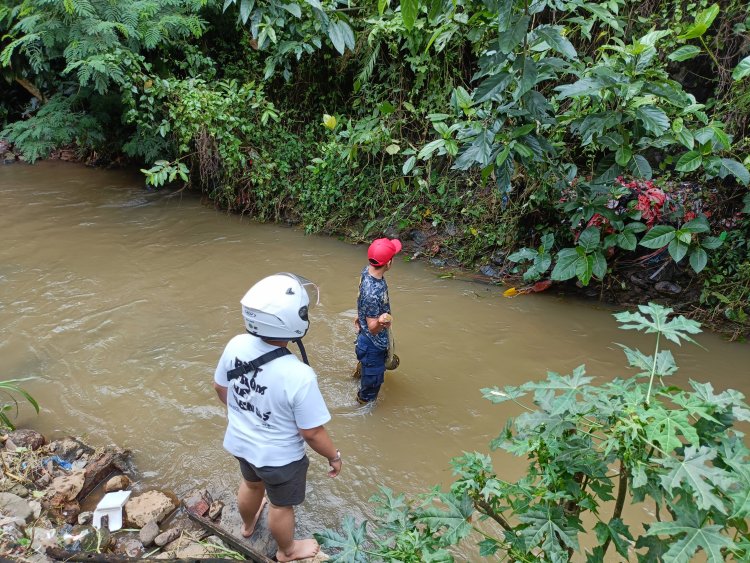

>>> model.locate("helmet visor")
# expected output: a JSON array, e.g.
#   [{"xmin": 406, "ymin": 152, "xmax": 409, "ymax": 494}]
[{"xmin": 280, "ymin": 272, "xmax": 320, "ymax": 309}]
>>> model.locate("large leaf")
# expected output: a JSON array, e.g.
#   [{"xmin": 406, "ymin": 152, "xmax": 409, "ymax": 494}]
[
  {"xmin": 400, "ymin": 0, "xmax": 418, "ymax": 30},
  {"xmin": 555, "ymin": 77, "xmax": 604, "ymax": 99},
  {"xmin": 636, "ymin": 106, "xmax": 669, "ymax": 136},
  {"xmin": 415, "ymin": 492, "xmax": 474, "ymax": 545},
  {"xmin": 551, "ymin": 248, "xmax": 580, "ymax": 281},
  {"xmin": 518, "ymin": 505, "xmax": 581, "ymax": 553},
  {"xmin": 577, "ymin": 226, "xmax": 600, "ymax": 253},
  {"xmin": 668, "ymin": 45, "xmax": 702, "ymax": 61},
  {"xmin": 733, "ymin": 55, "xmax": 750, "ymax": 81},
  {"xmin": 630, "ymin": 154, "xmax": 653, "ymax": 179},
  {"xmin": 498, "ymin": 15, "xmax": 529, "ymax": 53},
  {"xmin": 640, "ymin": 225, "xmax": 676, "ymax": 249},
  {"xmin": 717, "ymin": 158, "xmax": 750, "ymax": 185},
  {"xmin": 658, "ymin": 445, "xmax": 734, "ymax": 512},
  {"xmin": 473, "ymin": 72, "xmax": 512, "ymax": 104},
  {"xmin": 594, "ymin": 519, "xmax": 634, "ymax": 560},
  {"xmin": 613, "ymin": 303, "xmax": 702, "ymax": 345},
  {"xmin": 675, "ymin": 151, "xmax": 702, "ymax": 172},
  {"xmin": 314, "ymin": 515, "xmax": 369, "ymax": 562},
  {"xmin": 647, "ymin": 520, "xmax": 732, "ymax": 563},
  {"xmin": 533, "ymin": 25, "xmax": 577, "ymax": 59},
  {"xmin": 689, "ymin": 247, "xmax": 708, "ymax": 273},
  {"xmin": 645, "ymin": 407, "xmax": 699, "ymax": 452}
]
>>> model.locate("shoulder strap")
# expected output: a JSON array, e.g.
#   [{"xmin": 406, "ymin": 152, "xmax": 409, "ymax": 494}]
[{"xmin": 226, "ymin": 347, "xmax": 292, "ymax": 381}]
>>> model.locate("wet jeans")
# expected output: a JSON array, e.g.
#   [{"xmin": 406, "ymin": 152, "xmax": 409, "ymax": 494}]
[{"xmin": 355, "ymin": 332, "xmax": 386, "ymax": 402}]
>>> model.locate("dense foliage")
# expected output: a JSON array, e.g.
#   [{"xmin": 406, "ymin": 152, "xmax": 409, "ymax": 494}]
[
  {"xmin": 315, "ymin": 303, "xmax": 750, "ymax": 561},
  {"xmin": 1, "ymin": 0, "xmax": 749, "ymax": 331}
]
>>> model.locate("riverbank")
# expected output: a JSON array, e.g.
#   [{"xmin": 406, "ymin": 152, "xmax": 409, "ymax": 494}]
[
  {"xmin": 1, "ymin": 149, "xmax": 747, "ymax": 342},
  {"xmin": 0, "ymin": 428, "xmax": 327, "ymax": 562}
]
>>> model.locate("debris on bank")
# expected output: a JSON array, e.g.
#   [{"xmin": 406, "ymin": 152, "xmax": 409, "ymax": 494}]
[{"xmin": 0, "ymin": 429, "xmax": 327, "ymax": 562}]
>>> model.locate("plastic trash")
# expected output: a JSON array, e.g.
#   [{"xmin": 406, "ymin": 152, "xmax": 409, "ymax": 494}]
[
  {"xmin": 92, "ymin": 490, "xmax": 131, "ymax": 532},
  {"xmin": 42, "ymin": 456, "xmax": 73, "ymax": 471}
]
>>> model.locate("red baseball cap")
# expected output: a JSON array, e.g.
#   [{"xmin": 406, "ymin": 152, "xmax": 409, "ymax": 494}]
[{"xmin": 368, "ymin": 238, "xmax": 402, "ymax": 266}]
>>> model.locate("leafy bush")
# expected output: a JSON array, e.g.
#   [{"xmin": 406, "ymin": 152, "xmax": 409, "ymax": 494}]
[
  {"xmin": 316, "ymin": 303, "xmax": 750, "ymax": 561},
  {"xmin": 0, "ymin": 94, "xmax": 105, "ymax": 162}
]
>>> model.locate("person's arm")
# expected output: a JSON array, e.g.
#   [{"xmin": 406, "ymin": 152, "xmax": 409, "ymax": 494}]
[
  {"xmin": 365, "ymin": 313, "xmax": 392, "ymax": 335},
  {"xmin": 213, "ymin": 382, "xmax": 228, "ymax": 406},
  {"xmin": 299, "ymin": 425, "xmax": 342, "ymax": 477}
]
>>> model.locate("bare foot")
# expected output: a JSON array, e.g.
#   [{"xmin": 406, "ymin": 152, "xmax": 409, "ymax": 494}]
[
  {"xmin": 241, "ymin": 496, "xmax": 268, "ymax": 538},
  {"xmin": 276, "ymin": 538, "xmax": 320, "ymax": 562}
]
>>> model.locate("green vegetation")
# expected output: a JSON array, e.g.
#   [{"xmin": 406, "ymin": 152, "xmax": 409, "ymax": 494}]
[
  {"xmin": 315, "ymin": 303, "xmax": 750, "ymax": 561},
  {"xmin": 0, "ymin": 0, "xmax": 749, "ymax": 332},
  {"xmin": 0, "ymin": 378, "xmax": 39, "ymax": 430}
]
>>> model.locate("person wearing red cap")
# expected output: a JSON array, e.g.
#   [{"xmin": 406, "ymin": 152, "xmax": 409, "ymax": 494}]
[{"xmin": 354, "ymin": 237, "xmax": 402, "ymax": 403}]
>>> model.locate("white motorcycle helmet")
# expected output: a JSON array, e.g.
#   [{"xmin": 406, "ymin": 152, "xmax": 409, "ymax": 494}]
[{"xmin": 240, "ymin": 273, "xmax": 320, "ymax": 340}]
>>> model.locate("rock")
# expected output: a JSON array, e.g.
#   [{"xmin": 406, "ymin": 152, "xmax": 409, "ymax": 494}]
[
  {"xmin": 113, "ymin": 536, "xmax": 144, "ymax": 557},
  {"xmin": 28, "ymin": 500, "xmax": 42, "ymax": 519},
  {"xmin": 124, "ymin": 491, "xmax": 177, "ymax": 528},
  {"xmin": 104, "ymin": 475, "xmax": 130, "ymax": 493},
  {"xmin": 655, "ymin": 281, "xmax": 682, "ymax": 295},
  {"xmin": 6, "ymin": 483, "xmax": 29, "ymax": 498},
  {"xmin": 174, "ymin": 542, "xmax": 213, "ymax": 558},
  {"xmin": 154, "ymin": 527, "xmax": 181, "ymax": 547},
  {"xmin": 490, "ymin": 250, "xmax": 506, "ymax": 266},
  {"xmin": 139, "ymin": 519, "xmax": 159, "ymax": 547},
  {"xmin": 7, "ymin": 429, "xmax": 46, "ymax": 451},
  {"xmin": 47, "ymin": 438, "xmax": 92, "ymax": 461},
  {"xmin": 0, "ymin": 492, "xmax": 34, "ymax": 522},
  {"xmin": 443, "ymin": 222, "xmax": 457, "ymax": 237},
  {"xmin": 48, "ymin": 470, "xmax": 85, "ymax": 501},
  {"xmin": 61, "ymin": 524, "xmax": 111, "ymax": 553},
  {"xmin": 29, "ymin": 527, "xmax": 58, "ymax": 553},
  {"xmin": 479, "ymin": 265, "xmax": 499, "ymax": 278},
  {"xmin": 208, "ymin": 500, "xmax": 224, "ymax": 520},
  {"xmin": 429, "ymin": 258, "xmax": 446, "ymax": 267},
  {"xmin": 77, "ymin": 511, "xmax": 93, "ymax": 525},
  {"xmin": 410, "ymin": 229, "xmax": 428, "ymax": 246}
]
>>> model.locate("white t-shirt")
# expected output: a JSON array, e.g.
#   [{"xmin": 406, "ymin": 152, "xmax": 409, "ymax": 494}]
[{"xmin": 214, "ymin": 334, "xmax": 331, "ymax": 467}]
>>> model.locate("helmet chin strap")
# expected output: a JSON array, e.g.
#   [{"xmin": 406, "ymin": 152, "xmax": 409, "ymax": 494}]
[{"xmin": 293, "ymin": 338, "xmax": 309, "ymax": 365}]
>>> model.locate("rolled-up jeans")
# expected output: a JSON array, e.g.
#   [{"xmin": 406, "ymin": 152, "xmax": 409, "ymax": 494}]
[{"xmin": 355, "ymin": 332, "xmax": 386, "ymax": 402}]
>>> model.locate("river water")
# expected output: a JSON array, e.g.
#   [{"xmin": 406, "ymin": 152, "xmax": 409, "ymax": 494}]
[{"xmin": 2, "ymin": 161, "xmax": 749, "ymax": 557}]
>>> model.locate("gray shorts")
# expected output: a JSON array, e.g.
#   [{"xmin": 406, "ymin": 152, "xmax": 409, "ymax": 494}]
[{"xmin": 235, "ymin": 455, "xmax": 309, "ymax": 507}]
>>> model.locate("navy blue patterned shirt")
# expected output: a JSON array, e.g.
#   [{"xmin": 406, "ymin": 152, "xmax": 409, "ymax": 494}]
[{"xmin": 357, "ymin": 266, "xmax": 391, "ymax": 350}]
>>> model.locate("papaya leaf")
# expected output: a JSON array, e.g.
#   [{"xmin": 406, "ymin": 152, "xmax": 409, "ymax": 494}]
[
  {"xmin": 613, "ymin": 303, "xmax": 702, "ymax": 345},
  {"xmin": 415, "ymin": 492, "xmax": 474, "ymax": 545},
  {"xmin": 658, "ymin": 446, "xmax": 734, "ymax": 512},
  {"xmin": 645, "ymin": 407, "xmax": 699, "ymax": 453},
  {"xmin": 314, "ymin": 515, "xmax": 369, "ymax": 562},
  {"xmin": 646, "ymin": 520, "xmax": 732, "ymax": 562}
]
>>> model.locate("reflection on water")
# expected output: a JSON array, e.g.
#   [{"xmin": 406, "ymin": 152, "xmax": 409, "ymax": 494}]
[{"xmin": 2, "ymin": 161, "xmax": 749, "ymax": 556}]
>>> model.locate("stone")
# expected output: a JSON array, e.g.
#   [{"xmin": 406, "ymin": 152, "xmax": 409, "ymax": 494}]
[
  {"xmin": 104, "ymin": 475, "xmax": 130, "ymax": 493},
  {"xmin": 655, "ymin": 281, "xmax": 682, "ymax": 295},
  {"xmin": 479, "ymin": 265, "xmax": 499, "ymax": 278},
  {"xmin": 77, "ymin": 511, "xmax": 93, "ymax": 525},
  {"xmin": 29, "ymin": 527, "xmax": 59, "ymax": 553},
  {"xmin": 174, "ymin": 542, "xmax": 213, "ymax": 558},
  {"xmin": 208, "ymin": 500, "xmax": 224, "ymax": 520},
  {"xmin": 154, "ymin": 527, "xmax": 181, "ymax": 547},
  {"xmin": 139, "ymin": 519, "xmax": 159, "ymax": 547},
  {"xmin": 7, "ymin": 429, "xmax": 46, "ymax": 451},
  {"xmin": 28, "ymin": 500, "xmax": 42, "ymax": 519},
  {"xmin": 0, "ymin": 492, "xmax": 34, "ymax": 523},
  {"xmin": 490, "ymin": 250, "xmax": 506, "ymax": 266},
  {"xmin": 6, "ymin": 484, "xmax": 29, "ymax": 498},
  {"xmin": 124, "ymin": 491, "xmax": 177, "ymax": 528},
  {"xmin": 47, "ymin": 438, "xmax": 91, "ymax": 461},
  {"xmin": 48, "ymin": 471, "xmax": 85, "ymax": 501},
  {"xmin": 113, "ymin": 536, "xmax": 144, "ymax": 557}
]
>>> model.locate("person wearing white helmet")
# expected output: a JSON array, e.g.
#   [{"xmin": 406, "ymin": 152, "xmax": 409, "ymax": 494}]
[{"xmin": 213, "ymin": 273, "xmax": 341, "ymax": 562}]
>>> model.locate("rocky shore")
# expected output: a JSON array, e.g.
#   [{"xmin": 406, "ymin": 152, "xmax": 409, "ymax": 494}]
[{"xmin": 0, "ymin": 428, "xmax": 326, "ymax": 562}]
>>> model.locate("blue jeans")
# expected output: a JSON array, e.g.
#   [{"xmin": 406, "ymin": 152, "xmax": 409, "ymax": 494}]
[{"xmin": 355, "ymin": 332, "xmax": 386, "ymax": 402}]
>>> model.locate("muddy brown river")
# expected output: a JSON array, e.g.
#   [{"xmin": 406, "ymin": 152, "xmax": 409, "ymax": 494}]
[{"xmin": 2, "ymin": 161, "xmax": 749, "ymax": 558}]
